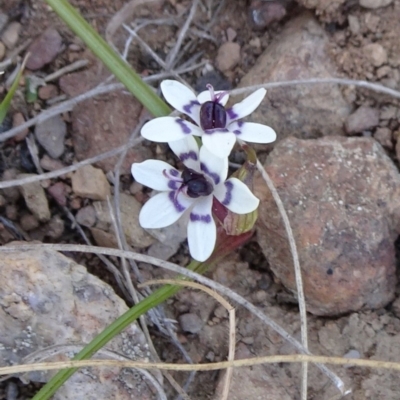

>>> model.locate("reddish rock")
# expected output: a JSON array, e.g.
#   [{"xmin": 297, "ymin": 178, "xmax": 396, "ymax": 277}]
[
  {"xmin": 255, "ymin": 136, "xmax": 400, "ymax": 316},
  {"xmin": 237, "ymin": 13, "xmax": 351, "ymax": 143},
  {"xmin": 26, "ymin": 28, "xmax": 63, "ymax": 71},
  {"xmin": 216, "ymin": 42, "xmax": 241, "ymax": 72},
  {"xmin": 249, "ymin": 0, "xmax": 287, "ymax": 30},
  {"xmin": 59, "ymin": 66, "xmax": 152, "ymax": 174},
  {"xmin": 345, "ymin": 106, "xmax": 380, "ymax": 134}
]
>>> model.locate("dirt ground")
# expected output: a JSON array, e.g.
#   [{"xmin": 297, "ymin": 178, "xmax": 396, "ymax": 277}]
[{"xmin": 1, "ymin": 0, "xmax": 400, "ymax": 399}]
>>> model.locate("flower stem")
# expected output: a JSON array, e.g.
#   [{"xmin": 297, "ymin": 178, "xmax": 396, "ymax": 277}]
[{"xmin": 44, "ymin": 0, "xmax": 171, "ymax": 118}]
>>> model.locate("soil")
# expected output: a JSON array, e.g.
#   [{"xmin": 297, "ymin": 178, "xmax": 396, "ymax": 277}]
[{"xmin": 1, "ymin": 0, "xmax": 400, "ymax": 399}]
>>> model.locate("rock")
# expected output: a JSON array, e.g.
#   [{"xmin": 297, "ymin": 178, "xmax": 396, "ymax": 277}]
[
  {"xmin": 374, "ymin": 127, "xmax": 393, "ymax": 149},
  {"xmin": 19, "ymin": 214, "xmax": 39, "ymax": 231},
  {"xmin": 255, "ymin": 136, "xmax": 400, "ymax": 316},
  {"xmin": 38, "ymin": 84, "xmax": 59, "ymax": 100},
  {"xmin": 237, "ymin": 13, "xmax": 351, "ymax": 143},
  {"xmin": 12, "ymin": 112, "xmax": 29, "ymax": 142},
  {"xmin": 45, "ymin": 215, "xmax": 64, "ymax": 239},
  {"xmin": 25, "ymin": 28, "xmax": 63, "ymax": 71},
  {"xmin": 216, "ymin": 42, "xmax": 241, "ymax": 72},
  {"xmin": 0, "ymin": 244, "xmax": 156, "ymax": 399},
  {"xmin": 47, "ymin": 182, "xmax": 67, "ymax": 206},
  {"xmin": 93, "ymin": 193, "xmax": 154, "ymax": 248},
  {"xmin": 0, "ymin": 13, "xmax": 9, "ymax": 34},
  {"xmin": 363, "ymin": 43, "xmax": 388, "ymax": 67},
  {"xmin": 248, "ymin": 0, "xmax": 287, "ymax": 30},
  {"xmin": 348, "ymin": 15, "xmax": 360, "ymax": 34},
  {"xmin": 76, "ymin": 205, "xmax": 96, "ymax": 227},
  {"xmin": 1, "ymin": 22, "xmax": 21, "ymax": 49},
  {"xmin": 360, "ymin": 0, "xmax": 393, "ymax": 9},
  {"xmin": 40, "ymin": 155, "xmax": 66, "ymax": 171},
  {"xmin": 71, "ymin": 164, "xmax": 110, "ymax": 200},
  {"xmin": 179, "ymin": 313, "xmax": 203, "ymax": 334},
  {"xmin": 59, "ymin": 66, "xmax": 151, "ymax": 174},
  {"xmin": 34, "ymin": 115, "xmax": 66, "ymax": 159},
  {"xmin": 1, "ymin": 169, "xmax": 20, "ymax": 201},
  {"xmin": 18, "ymin": 175, "xmax": 51, "ymax": 222},
  {"xmin": 0, "ymin": 41, "xmax": 5, "ymax": 61},
  {"xmin": 345, "ymin": 106, "xmax": 380, "ymax": 134}
]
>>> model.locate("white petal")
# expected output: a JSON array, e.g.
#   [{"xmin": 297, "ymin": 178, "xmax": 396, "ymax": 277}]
[
  {"xmin": 168, "ymin": 136, "xmax": 200, "ymax": 170},
  {"xmin": 131, "ymin": 160, "xmax": 179, "ymax": 191},
  {"xmin": 214, "ymin": 178, "xmax": 259, "ymax": 214},
  {"xmin": 199, "ymin": 145, "xmax": 228, "ymax": 185},
  {"xmin": 139, "ymin": 191, "xmax": 193, "ymax": 229},
  {"xmin": 226, "ymin": 88, "xmax": 266, "ymax": 124},
  {"xmin": 197, "ymin": 90, "xmax": 229, "ymax": 106},
  {"xmin": 141, "ymin": 117, "xmax": 204, "ymax": 143},
  {"xmin": 187, "ymin": 196, "xmax": 216, "ymax": 261},
  {"xmin": 229, "ymin": 121, "xmax": 277, "ymax": 144},
  {"xmin": 160, "ymin": 80, "xmax": 201, "ymax": 124},
  {"xmin": 202, "ymin": 131, "xmax": 237, "ymax": 158}
]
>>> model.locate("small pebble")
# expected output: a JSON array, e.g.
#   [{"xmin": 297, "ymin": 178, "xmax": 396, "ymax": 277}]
[
  {"xmin": 20, "ymin": 214, "xmax": 40, "ymax": 231},
  {"xmin": 2, "ymin": 169, "xmax": 20, "ymax": 201},
  {"xmin": 35, "ymin": 115, "xmax": 66, "ymax": 159},
  {"xmin": 0, "ymin": 41, "xmax": 5, "ymax": 61},
  {"xmin": 38, "ymin": 84, "xmax": 59, "ymax": 100},
  {"xmin": 46, "ymin": 215, "xmax": 64, "ymax": 239},
  {"xmin": 374, "ymin": 127, "xmax": 393, "ymax": 149},
  {"xmin": 5, "ymin": 204, "xmax": 18, "ymax": 221},
  {"xmin": 345, "ymin": 106, "xmax": 380, "ymax": 134},
  {"xmin": 40, "ymin": 154, "xmax": 66, "ymax": 171},
  {"xmin": 249, "ymin": 0, "xmax": 287, "ymax": 30},
  {"xmin": 1, "ymin": 22, "xmax": 21, "ymax": 49},
  {"xmin": 12, "ymin": 112, "xmax": 29, "ymax": 142},
  {"xmin": 363, "ymin": 43, "xmax": 388, "ymax": 67},
  {"xmin": 71, "ymin": 165, "xmax": 111, "ymax": 200},
  {"xmin": 216, "ymin": 41, "xmax": 241, "ymax": 72},
  {"xmin": 47, "ymin": 182, "xmax": 67, "ymax": 206},
  {"xmin": 76, "ymin": 205, "xmax": 96, "ymax": 227},
  {"xmin": 129, "ymin": 181, "xmax": 143, "ymax": 195},
  {"xmin": 359, "ymin": 0, "xmax": 393, "ymax": 9},
  {"xmin": 179, "ymin": 313, "xmax": 203, "ymax": 334}
]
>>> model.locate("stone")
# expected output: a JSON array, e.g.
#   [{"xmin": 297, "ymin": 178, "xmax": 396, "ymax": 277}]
[
  {"xmin": 1, "ymin": 22, "xmax": 21, "ymax": 49},
  {"xmin": 0, "ymin": 41, "xmax": 5, "ymax": 61},
  {"xmin": 45, "ymin": 215, "xmax": 64, "ymax": 239},
  {"xmin": 38, "ymin": 84, "xmax": 59, "ymax": 100},
  {"xmin": 35, "ymin": 115, "xmax": 66, "ymax": 159},
  {"xmin": 0, "ymin": 13, "xmax": 9, "ymax": 34},
  {"xmin": 25, "ymin": 28, "xmax": 63, "ymax": 71},
  {"xmin": 0, "ymin": 244, "xmax": 156, "ymax": 399},
  {"xmin": 59, "ymin": 66, "xmax": 151, "ymax": 174},
  {"xmin": 19, "ymin": 214, "xmax": 39, "ymax": 231},
  {"xmin": 255, "ymin": 136, "xmax": 400, "ymax": 316},
  {"xmin": 363, "ymin": 43, "xmax": 388, "ymax": 67},
  {"xmin": 18, "ymin": 175, "xmax": 51, "ymax": 222},
  {"xmin": 1, "ymin": 169, "xmax": 20, "ymax": 201},
  {"xmin": 237, "ymin": 13, "xmax": 351, "ymax": 143},
  {"xmin": 345, "ymin": 106, "xmax": 380, "ymax": 134},
  {"xmin": 215, "ymin": 42, "xmax": 241, "ymax": 72},
  {"xmin": 12, "ymin": 112, "xmax": 29, "ymax": 142},
  {"xmin": 360, "ymin": 0, "xmax": 393, "ymax": 9},
  {"xmin": 348, "ymin": 15, "xmax": 360, "ymax": 34},
  {"xmin": 248, "ymin": 0, "xmax": 287, "ymax": 29},
  {"xmin": 179, "ymin": 313, "xmax": 203, "ymax": 334},
  {"xmin": 71, "ymin": 164, "xmax": 110, "ymax": 200},
  {"xmin": 374, "ymin": 127, "xmax": 392, "ymax": 149},
  {"xmin": 47, "ymin": 182, "xmax": 67, "ymax": 206},
  {"xmin": 76, "ymin": 205, "xmax": 96, "ymax": 227},
  {"xmin": 40, "ymin": 155, "xmax": 66, "ymax": 171},
  {"xmin": 93, "ymin": 193, "xmax": 154, "ymax": 248}
]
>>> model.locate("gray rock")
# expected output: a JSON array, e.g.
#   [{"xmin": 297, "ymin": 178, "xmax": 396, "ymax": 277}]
[
  {"xmin": 345, "ymin": 106, "xmax": 380, "ymax": 134},
  {"xmin": 18, "ymin": 175, "xmax": 51, "ymax": 222},
  {"xmin": 363, "ymin": 43, "xmax": 388, "ymax": 67},
  {"xmin": 216, "ymin": 42, "xmax": 241, "ymax": 72},
  {"xmin": 360, "ymin": 0, "xmax": 393, "ymax": 9},
  {"xmin": 0, "ymin": 244, "xmax": 156, "ymax": 399},
  {"xmin": 237, "ymin": 13, "xmax": 351, "ymax": 143},
  {"xmin": 34, "ymin": 115, "xmax": 66, "ymax": 159},
  {"xmin": 255, "ymin": 136, "xmax": 400, "ymax": 316},
  {"xmin": 76, "ymin": 205, "xmax": 97, "ymax": 227},
  {"xmin": 1, "ymin": 22, "xmax": 21, "ymax": 50},
  {"xmin": 179, "ymin": 313, "xmax": 203, "ymax": 334},
  {"xmin": 26, "ymin": 28, "xmax": 63, "ymax": 70}
]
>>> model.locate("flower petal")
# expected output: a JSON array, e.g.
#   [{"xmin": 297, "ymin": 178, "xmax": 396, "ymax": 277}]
[
  {"xmin": 229, "ymin": 121, "xmax": 276, "ymax": 144},
  {"xmin": 197, "ymin": 90, "xmax": 229, "ymax": 106},
  {"xmin": 131, "ymin": 160, "xmax": 179, "ymax": 191},
  {"xmin": 226, "ymin": 88, "xmax": 266, "ymax": 124},
  {"xmin": 141, "ymin": 117, "xmax": 204, "ymax": 143},
  {"xmin": 201, "ymin": 131, "xmax": 237, "ymax": 158},
  {"xmin": 160, "ymin": 80, "xmax": 201, "ymax": 124},
  {"xmin": 187, "ymin": 196, "xmax": 216, "ymax": 261},
  {"xmin": 199, "ymin": 145, "xmax": 228, "ymax": 185},
  {"xmin": 213, "ymin": 177, "xmax": 259, "ymax": 214},
  {"xmin": 139, "ymin": 191, "xmax": 193, "ymax": 229},
  {"xmin": 168, "ymin": 136, "xmax": 200, "ymax": 170}
]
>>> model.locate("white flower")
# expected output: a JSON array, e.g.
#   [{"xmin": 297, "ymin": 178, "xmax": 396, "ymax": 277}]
[
  {"xmin": 131, "ymin": 136, "xmax": 259, "ymax": 262},
  {"xmin": 141, "ymin": 80, "xmax": 277, "ymax": 158}
]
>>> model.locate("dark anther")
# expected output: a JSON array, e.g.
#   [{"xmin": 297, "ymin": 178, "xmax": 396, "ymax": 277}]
[
  {"xmin": 181, "ymin": 167, "xmax": 213, "ymax": 198},
  {"xmin": 199, "ymin": 101, "xmax": 227, "ymax": 130}
]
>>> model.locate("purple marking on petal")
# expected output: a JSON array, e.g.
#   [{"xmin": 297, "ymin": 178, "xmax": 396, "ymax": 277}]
[
  {"xmin": 183, "ymin": 100, "xmax": 201, "ymax": 116},
  {"xmin": 180, "ymin": 151, "xmax": 198, "ymax": 162},
  {"xmin": 190, "ymin": 212, "xmax": 212, "ymax": 223},
  {"xmin": 168, "ymin": 191, "xmax": 186, "ymax": 212},
  {"xmin": 226, "ymin": 107, "xmax": 239, "ymax": 120},
  {"xmin": 222, "ymin": 181, "xmax": 233, "ymax": 206},
  {"xmin": 233, "ymin": 129, "xmax": 241, "ymax": 135},
  {"xmin": 168, "ymin": 180, "xmax": 181, "ymax": 190},
  {"xmin": 200, "ymin": 162, "xmax": 220, "ymax": 185},
  {"xmin": 170, "ymin": 169, "xmax": 179, "ymax": 177},
  {"xmin": 175, "ymin": 118, "xmax": 192, "ymax": 134}
]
